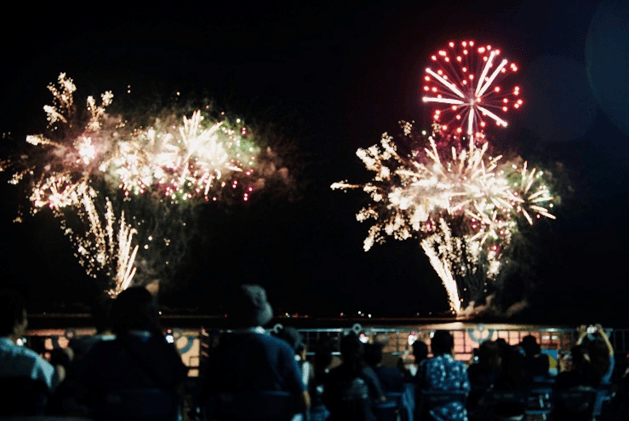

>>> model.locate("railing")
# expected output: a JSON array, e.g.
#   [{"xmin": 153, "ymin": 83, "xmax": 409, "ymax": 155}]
[{"xmin": 23, "ymin": 322, "xmax": 625, "ymax": 377}]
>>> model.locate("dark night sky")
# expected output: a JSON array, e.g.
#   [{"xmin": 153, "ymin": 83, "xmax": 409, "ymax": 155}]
[{"xmin": 1, "ymin": 0, "xmax": 629, "ymax": 323}]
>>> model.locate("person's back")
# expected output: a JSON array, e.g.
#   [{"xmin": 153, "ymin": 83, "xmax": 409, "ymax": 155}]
[
  {"xmin": 364, "ymin": 342, "xmax": 405, "ymax": 394},
  {"xmin": 0, "ymin": 290, "xmax": 58, "ymax": 390},
  {"xmin": 323, "ymin": 333, "xmax": 385, "ymax": 421},
  {"xmin": 205, "ymin": 329, "xmax": 305, "ymax": 393},
  {"xmin": 70, "ymin": 295, "xmax": 115, "ymax": 361},
  {"xmin": 418, "ymin": 331, "xmax": 469, "ymax": 421},
  {"xmin": 75, "ymin": 287, "xmax": 187, "ymax": 402},
  {"xmin": 202, "ymin": 285, "xmax": 309, "ymax": 418},
  {"xmin": 76, "ymin": 331, "xmax": 186, "ymax": 391},
  {"xmin": 467, "ymin": 340, "xmax": 501, "ymax": 413},
  {"xmin": 520, "ymin": 335, "xmax": 550, "ymax": 379},
  {"xmin": 324, "ymin": 365, "xmax": 376, "ymax": 421},
  {"xmin": 0, "ymin": 290, "xmax": 62, "ymax": 416}
]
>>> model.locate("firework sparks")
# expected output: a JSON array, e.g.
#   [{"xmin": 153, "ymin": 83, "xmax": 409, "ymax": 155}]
[
  {"xmin": 56, "ymin": 184, "xmax": 139, "ymax": 296},
  {"xmin": 3, "ymin": 73, "xmax": 290, "ymax": 296},
  {"xmin": 9, "ymin": 73, "xmax": 266, "ymax": 215},
  {"xmin": 332, "ymin": 123, "xmax": 556, "ymax": 313},
  {"xmin": 422, "ymin": 40, "xmax": 523, "ymax": 139}
]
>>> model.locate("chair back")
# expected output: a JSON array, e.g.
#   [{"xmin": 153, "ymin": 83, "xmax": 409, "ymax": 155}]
[
  {"xmin": 89, "ymin": 388, "xmax": 180, "ymax": 421},
  {"xmin": 374, "ymin": 399, "xmax": 398, "ymax": 421},
  {"xmin": 551, "ymin": 387, "xmax": 598, "ymax": 421},
  {"xmin": 419, "ymin": 389, "xmax": 467, "ymax": 409},
  {"xmin": 327, "ymin": 377, "xmax": 375, "ymax": 421},
  {"xmin": 416, "ymin": 389, "xmax": 466, "ymax": 421},
  {"xmin": 0, "ymin": 376, "xmax": 49, "ymax": 416},
  {"xmin": 208, "ymin": 390, "xmax": 297, "ymax": 421},
  {"xmin": 482, "ymin": 389, "xmax": 528, "ymax": 419}
]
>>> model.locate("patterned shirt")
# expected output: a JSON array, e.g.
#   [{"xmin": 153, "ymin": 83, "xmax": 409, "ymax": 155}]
[{"xmin": 419, "ymin": 354, "xmax": 470, "ymax": 421}]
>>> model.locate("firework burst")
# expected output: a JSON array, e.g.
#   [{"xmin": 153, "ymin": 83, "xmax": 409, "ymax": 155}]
[
  {"xmin": 422, "ymin": 40, "xmax": 523, "ymax": 140},
  {"xmin": 332, "ymin": 123, "xmax": 556, "ymax": 313},
  {"xmin": 2, "ymin": 73, "xmax": 290, "ymax": 296}
]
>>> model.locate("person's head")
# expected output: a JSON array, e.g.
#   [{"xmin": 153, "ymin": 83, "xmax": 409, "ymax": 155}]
[
  {"xmin": 431, "ymin": 331, "xmax": 454, "ymax": 356},
  {"xmin": 412, "ymin": 339, "xmax": 429, "ymax": 364},
  {"xmin": 364, "ymin": 342, "xmax": 385, "ymax": 367},
  {"xmin": 495, "ymin": 338, "xmax": 511, "ymax": 360},
  {"xmin": 520, "ymin": 335, "xmax": 541, "ymax": 357},
  {"xmin": 110, "ymin": 287, "xmax": 160, "ymax": 335},
  {"xmin": 478, "ymin": 340, "xmax": 502, "ymax": 370},
  {"xmin": 340, "ymin": 332, "xmax": 364, "ymax": 369},
  {"xmin": 0, "ymin": 290, "xmax": 27, "ymax": 339},
  {"xmin": 275, "ymin": 326, "xmax": 305, "ymax": 356},
  {"xmin": 229, "ymin": 284, "xmax": 273, "ymax": 328},
  {"xmin": 583, "ymin": 336, "xmax": 611, "ymax": 378}
]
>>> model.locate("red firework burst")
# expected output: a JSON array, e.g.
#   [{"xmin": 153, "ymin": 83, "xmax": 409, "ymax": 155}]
[{"xmin": 422, "ymin": 40, "xmax": 523, "ymax": 140}]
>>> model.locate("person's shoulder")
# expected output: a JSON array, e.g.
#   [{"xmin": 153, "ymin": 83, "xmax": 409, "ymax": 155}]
[
  {"xmin": 17, "ymin": 344, "xmax": 47, "ymax": 362},
  {"xmin": 453, "ymin": 358, "xmax": 466, "ymax": 367},
  {"xmin": 87, "ymin": 336, "xmax": 120, "ymax": 353},
  {"xmin": 8, "ymin": 344, "xmax": 54, "ymax": 374},
  {"xmin": 258, "ymin": 332, "xmax": 295, "ymax": 351}
]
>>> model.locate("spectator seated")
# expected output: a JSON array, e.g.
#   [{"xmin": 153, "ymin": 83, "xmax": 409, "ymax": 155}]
[
  {"xmin": 74, "ymin": 288, "xmax": 187, "ymax": 420},
  {"xmin": 416, "ymin": 331, "xmax": 470, "ymax": 421}
]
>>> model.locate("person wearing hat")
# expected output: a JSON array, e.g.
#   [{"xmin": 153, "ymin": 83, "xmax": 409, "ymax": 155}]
[{"xmin": 201, "ymin": 284, "xmax": 310, "ymax": 417}]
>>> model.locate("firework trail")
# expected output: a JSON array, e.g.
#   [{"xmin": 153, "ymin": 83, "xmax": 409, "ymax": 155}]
[
  {"xmin": 332, "ymin": 123, "xmax": 555, "ymax": 313},
  {"xmin": 422, "ymin": 40, "xmax": 523, "ymax": 140},
  {"xmin": 56, "ymin": 184, "xmax": 138, "ymax": 296},
  {"xmin": 2, "ymin": 73, "xmax": 290, "ymax": 296}
]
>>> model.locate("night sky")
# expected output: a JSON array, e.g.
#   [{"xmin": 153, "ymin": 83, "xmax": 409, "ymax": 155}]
[{"xmin": 1, "ymin": 0, "xmax": 629, "ymax": 324}]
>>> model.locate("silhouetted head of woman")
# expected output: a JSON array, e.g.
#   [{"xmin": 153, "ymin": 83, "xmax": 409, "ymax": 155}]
[{"xmin": 110, "ymin": 287, "xmax": 161, "ymax": 335}]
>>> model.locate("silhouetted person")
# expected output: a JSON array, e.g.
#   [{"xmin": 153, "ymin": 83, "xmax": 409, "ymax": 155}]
[
  {"xmin": 0, "ymin": 289, "xmax": 65, "ymax": 390},
  {"xmin": 274, "ymin": 326, "xmax": 315, "ymax": 397},
  {"xmin": 519, "ymin": 335, "xmax": 549, "ymax": 379},
  {"xmin": 202, "ymin": 284, "xmax": 310, "ymax": 416},
  {"xmin": 467, "ymin": 340, "xmax": 501, "ymax": 414},
  {"xmin": 70, "ymin": 295, "xmax": 115, "ymax": 361},
  {"xmin": 75, "ymin": 287, "xmax": 187, "ymax": 408},
  {"xmin": 418, "ymin": 330, "xmax": 470, "ymax": 421},
  {"xmin": 323, "ymin": 332, "xmax": 385, "ymax": 421},
  {"xmin": 364, "ymin": 342, "xmax": 405, "ymax": 393}
]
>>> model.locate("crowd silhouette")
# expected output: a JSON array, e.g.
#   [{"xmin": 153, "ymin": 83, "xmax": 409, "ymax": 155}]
[{"xmin": 0, "ymin": 285, "xmax": 627, "ymax": 421}]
